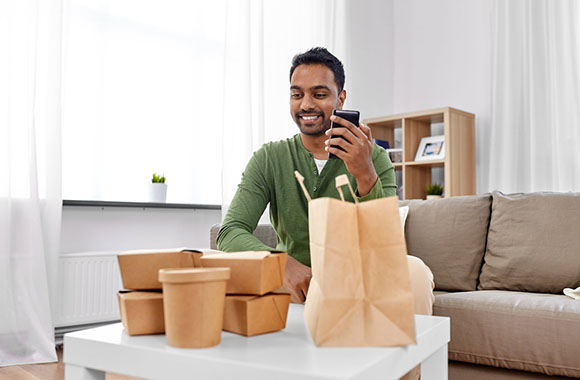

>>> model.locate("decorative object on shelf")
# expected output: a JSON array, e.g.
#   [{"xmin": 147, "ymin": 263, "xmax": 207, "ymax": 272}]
[
  {"xmin": 386, "ymin": 148, "xmax": 403, "ymax": 163},
  {"xmin": 426, "ymin": 184, "xmax": 444, "ymax": 200},
  {"xmin": 149, "ymin": 173, "xmax": 167, "ymax": 203},
  {"xmin": 415, "ymin": 135, "xmax": 445, "ymax": 162},
  {"xmin": 374, "ymin": 138, "xmax": 390, "ymax": 150}
]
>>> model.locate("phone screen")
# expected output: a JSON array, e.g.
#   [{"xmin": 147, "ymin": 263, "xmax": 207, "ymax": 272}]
[{"xmin": 329, "ymin": 109, "xmax": 360, "ymax": 159}]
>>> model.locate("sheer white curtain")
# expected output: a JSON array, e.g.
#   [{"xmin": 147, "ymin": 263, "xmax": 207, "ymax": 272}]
[
  {"xmin": 487, "ymin": 0, "xmax": 580, "ymax": 193},
  {"xmin": 0, "ymin": 0, "xmax": 62, "ymax": 366},
  {"xmin": 221, "ymin": 0, "xmax": 347, "ymax": 218}
]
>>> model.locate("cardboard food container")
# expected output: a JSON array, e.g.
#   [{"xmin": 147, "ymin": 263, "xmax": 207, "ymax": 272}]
[
  {"xmin": 223, "ymin": 292, "xmax": 291, "ymax": 336},
  {"xmin": 117, "ymin": 290, "xmax": 165, "ymax": 336},
  {"xmin": 159, "ymin": 267, "xmax": 230, "ymax": 348},
  {"xmin": 200, "ymin": 251, "xmax": 287, "ymax": 295},
  {"xmin": 117, "ymin": 248, "xmax": 202, "ymax": 290}
]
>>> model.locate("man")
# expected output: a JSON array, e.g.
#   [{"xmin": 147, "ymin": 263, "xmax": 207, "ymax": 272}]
[{"xmin": 217, "ymin": 47, "xmax": 433, "ymax": 315}]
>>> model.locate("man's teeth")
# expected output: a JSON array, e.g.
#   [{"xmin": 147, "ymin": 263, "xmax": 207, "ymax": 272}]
[{"xmin": 302, "ymin": 116, "xmax": 318, "ymax": 120}]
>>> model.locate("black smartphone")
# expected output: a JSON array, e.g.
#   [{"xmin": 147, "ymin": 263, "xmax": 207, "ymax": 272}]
[{"xmin": 329, "ymin": 109, "xmax": 360, "ymax": 159}]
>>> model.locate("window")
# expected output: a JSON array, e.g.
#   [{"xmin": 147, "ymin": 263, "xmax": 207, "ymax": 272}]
[{"xmin": 62, "ymin": 0, "xmax": 226, "ymax": 204}]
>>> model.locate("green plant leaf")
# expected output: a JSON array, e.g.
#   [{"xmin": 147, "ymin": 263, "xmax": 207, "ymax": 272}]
[
  {"xmin": 152, "ymin": 173, "xmax": 166, "ymax": 183},
  {"xmin": 426, "ymin": 184, "xmax": 443, "ymax": 195}
]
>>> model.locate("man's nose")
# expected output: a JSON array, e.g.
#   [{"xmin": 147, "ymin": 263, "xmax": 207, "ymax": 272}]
[{"xmin": 300, "ymin": 94, "xmax": 316, "ymax": 112}]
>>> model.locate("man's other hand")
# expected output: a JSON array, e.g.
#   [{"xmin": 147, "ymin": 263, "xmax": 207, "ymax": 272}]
[{"xmin": 283, "ymin": 255, "xmax": 312, "ymax": 304}]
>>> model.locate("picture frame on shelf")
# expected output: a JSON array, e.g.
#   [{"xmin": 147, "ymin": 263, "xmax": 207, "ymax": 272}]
[
  {"xmin": 386, "ymin": 148, "xmax": 403, "ymax": 163},
  {"xmin": 414, "ymin": 135, "xmax": 445, "ymax": 162}
]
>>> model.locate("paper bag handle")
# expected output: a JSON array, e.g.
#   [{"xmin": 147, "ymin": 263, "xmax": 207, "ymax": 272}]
[
  {"xmin": 294, "ymin": 171, "xmax": 312, "ymax": 202},
  {"xmin": 335, "ymin": 174, "xmax": 359, "ymax": 204}
]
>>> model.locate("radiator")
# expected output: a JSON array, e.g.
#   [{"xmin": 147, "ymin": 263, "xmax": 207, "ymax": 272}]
[{"xmin": 54, "ymin": 252, "xmax": 122, "ymax": 328}]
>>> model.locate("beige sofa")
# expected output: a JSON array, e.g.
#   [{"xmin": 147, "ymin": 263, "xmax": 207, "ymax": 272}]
[{"xmin": 210, "ymin": 191, "xmax": 580, "ymax": 379}]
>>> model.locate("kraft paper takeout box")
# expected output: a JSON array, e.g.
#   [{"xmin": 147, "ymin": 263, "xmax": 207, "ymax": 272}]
[
  {"xmin": 223, "ymin": 292, "xmax": 291, "ymax": 336},
  {"xmin": 159, "ymin": 267, "xmax": 230, "ymax": 348},
  {"xmin": 117, "ymin": 290, "xmax": 164, "ymax": 336},
  {"xmin": 117, "ymin": 248, "xmax": 202, "ymax": 290},
  {"xmin": 200, "ymin": 251, "xmax": 287, "ymax": 295}
]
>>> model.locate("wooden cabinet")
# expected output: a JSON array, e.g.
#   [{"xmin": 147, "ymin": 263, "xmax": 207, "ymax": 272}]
[{"xmin": 365, "ymin": 107, "xmax": 475, "ymax": 200}]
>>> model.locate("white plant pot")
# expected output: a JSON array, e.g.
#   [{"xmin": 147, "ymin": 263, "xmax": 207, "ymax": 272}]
[
  {"xmin": 149, "ymin": 183, "xmax": 167, "ymax": 203},
  {"xmin": 426, "ymin": 195, "xmax": 442, "ymax": 200}
]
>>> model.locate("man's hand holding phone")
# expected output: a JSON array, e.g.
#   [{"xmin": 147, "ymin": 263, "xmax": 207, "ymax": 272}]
[{"xmin": 325, "ymin": 109, "xmax": 378, "ymax": 196}]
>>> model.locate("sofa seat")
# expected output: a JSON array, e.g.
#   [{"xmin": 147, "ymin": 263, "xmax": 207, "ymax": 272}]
[{"xmin": 434, "ymin": 290, "xmax": 580, "ymax": 378}]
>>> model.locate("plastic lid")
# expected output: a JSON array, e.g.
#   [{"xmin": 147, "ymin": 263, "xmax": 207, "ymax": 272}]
[{"xmin": 158, "ymin": 267, "xmax": 230, "ymax": 284}]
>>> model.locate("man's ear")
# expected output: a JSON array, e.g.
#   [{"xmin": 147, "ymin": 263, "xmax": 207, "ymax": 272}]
[{"xmin": 338, "ymin": 89, "xmax": 346, "ymax": 108}]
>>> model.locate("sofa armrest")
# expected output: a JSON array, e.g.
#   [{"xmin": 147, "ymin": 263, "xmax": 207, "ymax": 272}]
[{"xmin": 209, "ymin": 223, "xmax": 277, "ymax": 250}]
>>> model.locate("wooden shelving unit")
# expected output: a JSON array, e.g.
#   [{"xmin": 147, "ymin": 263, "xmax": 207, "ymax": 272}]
[{"xmin": 365, "ymin": 107, "xmax": 475, "ymax": 200}]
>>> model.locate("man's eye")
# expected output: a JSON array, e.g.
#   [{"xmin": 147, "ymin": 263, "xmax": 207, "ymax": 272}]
[
  {"xmin": 291, "ymin": 93, "xmax": 303, "ymax": 99},
  {"xmin": 314, "ymin": 93, "xmax": 328, "ymax": 98}
]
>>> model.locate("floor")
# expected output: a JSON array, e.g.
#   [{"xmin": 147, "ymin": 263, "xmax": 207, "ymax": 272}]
[{"xmin": 0, "ymin": 346, "xmax": 141, "ymax": 380}]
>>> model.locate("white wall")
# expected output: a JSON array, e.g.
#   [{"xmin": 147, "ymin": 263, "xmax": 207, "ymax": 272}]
[
  {"xmin": 393, "ymin": 0, "xmax": 492, "ymax": 193},
  {"xmin": 345, "ymin": 0, "xmax": 395, "ymax": 119},
  {"xmin": 60, "ymin": 206, "xmax": 221, "ymax": 254}
]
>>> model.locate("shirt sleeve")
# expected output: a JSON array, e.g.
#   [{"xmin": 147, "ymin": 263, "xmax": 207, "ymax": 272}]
[
  {"xmin": 357, "ymin": 146, "xmax": 397, "ymax": 202},
  {"xmin": 217, "ymin": 148, "xmax": 275, "ymax": 252}
]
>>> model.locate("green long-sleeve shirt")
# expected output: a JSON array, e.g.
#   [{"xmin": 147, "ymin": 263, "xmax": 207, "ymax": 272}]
[{"xmin": 217, "ymin": 134, "xmax": 397, "ymax": 266}]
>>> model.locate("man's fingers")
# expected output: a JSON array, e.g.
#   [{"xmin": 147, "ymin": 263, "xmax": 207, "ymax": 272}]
[
  {"xmin": 290, "ymin": 290, "xmax": 304, "ymax": 304},
  {"xmin": 359, "ymin": 122, "xmax": 373, "ymax": 141},
  {"xmin": 295, "ymin": 276, "xmax": 312, "ymax": 303},
  {"xmin": 331, "ymin": 115, "xmax": 366, "ymax": 140},
  {"xmin": 326, "ymin": 136, "xmax": 349, "ymax": 150},
  {"xmin": 283, "ymin": 283, "xmax": 304, "ymax": 303},
  {"xmin": 325, "ymin": 144, "xmax": 346, "ymax": 159},
  {"xmin": 327, "ymin": 124, "xmax": 356, "ymax": 146}
]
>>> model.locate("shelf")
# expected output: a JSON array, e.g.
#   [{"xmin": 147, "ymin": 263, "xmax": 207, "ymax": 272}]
[
  {"xmin": 405, "ymin": 160, "xmax": 445, "ymax": 167},
  {"xmin": 366, "ymin": 107, "xmax": 475, "ymax": 200},
  {"xmin": 62, "ymin": 200, "xmax": 220, "ymax": 210}
]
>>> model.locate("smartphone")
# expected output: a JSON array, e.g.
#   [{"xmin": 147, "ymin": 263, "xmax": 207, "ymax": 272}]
[{"xmin": 329, "ymin": 109, "xmax": 360, "ymax": 159}]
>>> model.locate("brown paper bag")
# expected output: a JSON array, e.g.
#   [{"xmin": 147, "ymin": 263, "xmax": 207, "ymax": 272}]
[{"xmin": 295, "ymin": 171, "xmax": 416, "ymax": 347}]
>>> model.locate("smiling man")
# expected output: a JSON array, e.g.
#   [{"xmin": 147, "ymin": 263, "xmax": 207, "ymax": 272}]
[{"xmin": 217, "ymin": 48, "xmax": 433, "ymax": 318}]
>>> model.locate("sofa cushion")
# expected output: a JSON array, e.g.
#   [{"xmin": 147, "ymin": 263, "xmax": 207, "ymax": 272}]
[
  {"xmin": 434, "ymin": 290, "xmax": 580, "ymax": 378},
  {"xmin": 479, "ymin": 191, "xmax": 580, "ymax": 293},
  {"xmin": 449, "ymin": 361, "xmax": 575, "ymax": 380},
  {"xmin": 401, "ymin": 194, "xmax": 491, "ymax": 291}
]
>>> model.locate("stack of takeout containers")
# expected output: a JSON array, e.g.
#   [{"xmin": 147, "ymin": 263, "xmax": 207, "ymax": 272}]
[
  {"xmin": 116, "ymin": 248, "xmax": 291, "ymax": 347},
  {"xmin": 200, "ymin": 251, "xmax": 291, "ymax": 336},
  {"xmin": 116, "ymin": 248, "xmax": 203, "ymax": 337}
]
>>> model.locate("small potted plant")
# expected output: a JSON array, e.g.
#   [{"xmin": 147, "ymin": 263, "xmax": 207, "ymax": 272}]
[
  {"xmin": 426, "ymin": 184, "xmax": 443, "ymax": 200},
  {"xmin": 149, "ymin": 173, "xmax": 167, "ymax": 203}
]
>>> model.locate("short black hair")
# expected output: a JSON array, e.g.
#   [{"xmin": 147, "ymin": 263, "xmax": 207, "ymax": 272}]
[{"xmin": 289, "ymin": 47, "xmax": 345, "ymax": 92}]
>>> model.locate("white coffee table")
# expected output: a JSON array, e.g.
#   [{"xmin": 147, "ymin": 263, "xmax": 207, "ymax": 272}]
[{"xmin": 64, "ymin": 304, "xmax": 449, "ymax": 380}]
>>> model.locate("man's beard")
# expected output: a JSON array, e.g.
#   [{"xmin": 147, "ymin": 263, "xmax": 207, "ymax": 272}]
[{"xmin": 294, "ymin": 112, "xmax": 330, "ymax": 137}]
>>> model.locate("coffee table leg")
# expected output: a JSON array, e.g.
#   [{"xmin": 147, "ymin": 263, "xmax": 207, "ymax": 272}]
[
  {"xmin": 65, "ymin": 364, "xmax": 106, "ymax": 380},
  {"xmin": 420, "ymin": 344, "xmax": 448, "ymax": 380}
]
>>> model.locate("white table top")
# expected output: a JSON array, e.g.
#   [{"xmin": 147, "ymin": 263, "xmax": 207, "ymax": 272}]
[{"xmin": 64, "ymin": 304, "xmax": 449, "ymax": 380}]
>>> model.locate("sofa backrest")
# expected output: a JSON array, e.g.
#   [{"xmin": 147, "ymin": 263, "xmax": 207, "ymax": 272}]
[
  {"xmin": 209, "ymin": 223, "xmax": 277, "ymax": 250},
  {"xmin": 478, "ymin": 191, "xmax": 580, "ymax": 293},
  {"xmin": 401, "ymin": 194, "xmax": 492, "ymax": 291}
]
